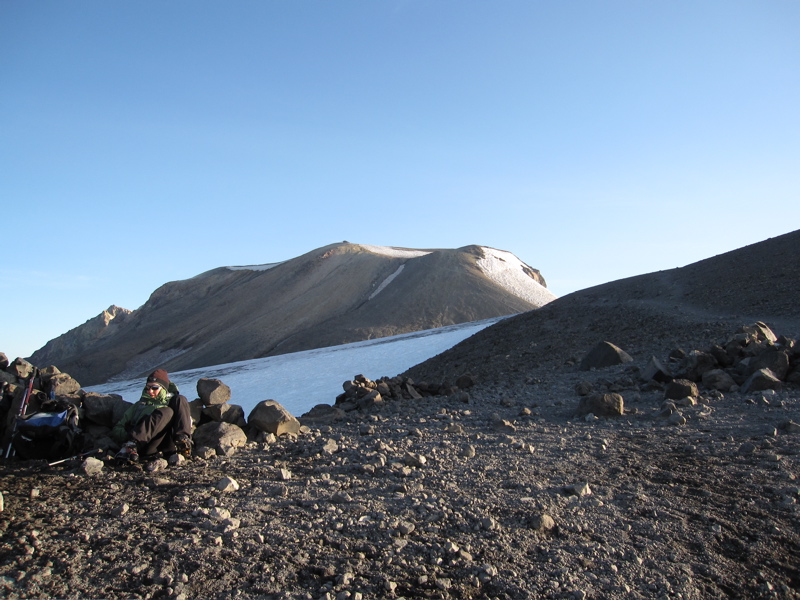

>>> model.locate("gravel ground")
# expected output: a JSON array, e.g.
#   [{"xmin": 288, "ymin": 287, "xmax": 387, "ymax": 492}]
[
  {"xmin": 1, "ymin": 230, "xmax": 799, "ymax": 600},
  {"xmin": 1, "ymin": 355, "xmax": 799, "ymax": 600}
]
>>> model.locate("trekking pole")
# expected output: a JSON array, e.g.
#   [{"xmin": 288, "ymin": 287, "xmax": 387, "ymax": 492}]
[
  {"xmin": 47, "ymin": 448, "xmax": 102, "ymax": 467},
  {"xmin": 4, "ymin": 368, "xmax": 38, "ymax": 459}
]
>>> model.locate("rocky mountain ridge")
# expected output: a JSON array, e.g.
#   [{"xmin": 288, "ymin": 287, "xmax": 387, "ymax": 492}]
[{"xmin": 30, "ymin": 243, "xmax": 554, "ymax": 387}]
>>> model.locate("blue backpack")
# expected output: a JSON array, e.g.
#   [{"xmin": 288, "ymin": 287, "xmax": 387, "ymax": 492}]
[{"xmin": 12, "ymin": 398, "xmax": 83, "ymax": 461}]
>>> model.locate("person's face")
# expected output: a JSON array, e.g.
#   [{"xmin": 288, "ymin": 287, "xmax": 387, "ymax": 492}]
[{"xmin": 146, "ymin": 384, "xmax": 162, "ymax": 397}]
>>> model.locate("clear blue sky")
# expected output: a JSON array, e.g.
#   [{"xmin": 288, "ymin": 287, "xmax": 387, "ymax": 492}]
[{"xmin": 2, "ymin": 1, "xmax": 799, "ymax": 361}]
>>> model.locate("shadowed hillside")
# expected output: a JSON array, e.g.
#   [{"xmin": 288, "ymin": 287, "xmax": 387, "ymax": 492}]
[{"xmin": 405, "ymin": 229, "xmax": 800, "ymax": 386}]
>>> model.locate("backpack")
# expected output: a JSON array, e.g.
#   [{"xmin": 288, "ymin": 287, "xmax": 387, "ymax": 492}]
[{"xmin": 11, "ymin": 397, "xmax": 83, "ymax": 461}]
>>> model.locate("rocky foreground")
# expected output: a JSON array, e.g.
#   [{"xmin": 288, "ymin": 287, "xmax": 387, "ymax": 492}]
[{"xmin": 1, "ymin": 327, "xmax": 799, "ymax": 600}]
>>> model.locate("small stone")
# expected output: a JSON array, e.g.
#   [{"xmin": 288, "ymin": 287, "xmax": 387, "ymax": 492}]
[
  {"xmin": 397, "ymin": 521, "xmax": 416, "ymax": 535},
  {"xmin": 566, "ymin": 482, "xmax": 592, "ymax": 497},
  {"xmin": 668, "ymin": 412, "xmax": 687, "ymax": 426},
  {"xmin": 530, "ymin": 513, "xmax": 556, "ymax": 531},
  {"xmin": 146, "ymin": 458, "xmax": 169, "ymax": 473},
  {"xmin": 111, "ymin": 503, "xmax": 129, "ymax": 517},
  {"xmin": 460, "ymin": 444, "xmax": 476, "ymax": 458},
  {"xmin": 81, "ymin": 457, "xmax": 104, "ymax": 476},
  {"xmin": 738, "ymin": 442, "xmax": 757, "ymax": 455},
  {"xmin": 215, "ymin": 477, "xmax": 240, "ymax": 492},
  {"xmin": 330, "ymin": 492, "xmax": 353, "ymax": 504},
  {"xmin": 404, "ymin": 452, "xmax": 427, "ymax": 468}
]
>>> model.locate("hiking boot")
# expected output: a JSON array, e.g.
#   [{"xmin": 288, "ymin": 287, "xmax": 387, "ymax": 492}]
[
  {"xmin": 115, "ymin": 441, "xmax": 139, "ymax": 463},
  {"xmin": 174, "ymin": 435, "xmax": 192, "ymax": 459}
]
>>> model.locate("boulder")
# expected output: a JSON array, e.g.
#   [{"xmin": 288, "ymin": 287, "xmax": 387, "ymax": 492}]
[
  {"xmin": 49, "ymin": 372, "xmax": 81, "ymax": 396},
  {"xmin": 8, "ymin": 357, "xmax": 34, "ymax": 379},
  {"xmin": 701, "ymin": 369, "xmax": 737, "ymax": 392},
  {"xmin": 665, "ymin": 379, "xmax": 698, "ymax": 400},
  {"xmin": 192, "ymin": 421, "xmax": 247, "ymax": 454},
  {"xmin": 575, "ymin": 393, "xmax": 624, "ymax": 418},
  {"xmin": 709, "ymin": 344, "xmax": 734, "ymax": 368},
  {"xmin": 248, "ymin": 400, "xmax": 301, "ymax": 436},
  {"xmin": 683, "ymin": 350, "xmax": 718, "ymax": 382},
  {"xmin": 82, "ymin": 393, "xmax": 131, "ymax": 428},
  {"xmin": 0, "ymin": 352, "xmax": 8, "ymax": 370},
  {"xmin": 196, "ymin": 378, "xmax": 231, "ymax": 406},
  {"xmin": 741, "ymin": 368, "xmax": 782, "ymax": 394},
  {"xmin": 188, "ymin": 398, "xmax": 203, "ymax": 427},
  {"xmin": 748, "ymin": 349, "xmax": 790, "ymax": 380},
  {"xmin": 642, "ymin": 356, "xmax": 671, "ymax": 383},
  {"xmin": 744, "ymin": 321, "xmax": 778, "ymax": 344},
  {"xmin": 300, "ymin": 404, "xmax": 346, "ymax": 425},
  {"xmin": 579, "ymin": 342, "xmax": 633, "ymax": 371},
  {"xmin": 202, "ymin": 402, "xmax": 247, "ymax": 427}
]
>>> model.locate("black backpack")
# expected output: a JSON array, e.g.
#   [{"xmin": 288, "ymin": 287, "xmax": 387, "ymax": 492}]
[{"xmin": 11, "ymin": 397, "xmax": 83, "ymax": 461}]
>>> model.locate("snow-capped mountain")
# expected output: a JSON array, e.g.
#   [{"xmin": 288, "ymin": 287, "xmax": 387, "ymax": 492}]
[{"xmin": 31, "ymin": 243, "xmax": 555, "ymax": 386}]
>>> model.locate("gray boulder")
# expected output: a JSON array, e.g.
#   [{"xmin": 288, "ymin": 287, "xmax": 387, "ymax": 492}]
[
  {"xmin": 683, "ymin": 350, "xmax": 718, "ymax": 382},
  {"xmin": 300, "ymin": 404, "xmax": 346, "ymax": 425},
  {"xmin": 192, "ymin": 421, "xmax": 247, "ymax": 454},
  {"xmin": 741, "ymin": 368, "xmax": 782, "ymax": 394},
  {"xmin": 642, "ymin": 356, "xmax": 671, "ymax": 383},
  {"xmin": 748, "ymin": 349, "xmax": 790, "ymax": 380},
  {"xmin": 579, "ymin": 342, "xmax": 633, "ymax": 371},
  {"xmin": 203, "ymin": 402, "xmax": 247, "ymax": 427},
  {"xmin": 248, "ymin": 400, "xmax": 301, "ymax": 436},
  {"xmin": 188, "ymin": 398, "xmax": 203, "ymax": 427},
  {"xmin": 701, "ymin": 369, "xmax": 737, "ymax": 392},
  {"xmin": 197, "ymin": 378, "xmax": 231, "ymax": 406},
  {"xmin": 82, "ymin": 393, "xmax": 131, "ymax": 428},
  {"xmin": 665, "ymin": 379, "xmax": 698, "ymax": 400},
  {"xmin": 575, "ymin": 393, "xmax": 624, "ymax": 418},
  {"xmin": 50, "ymin": 372, "xmax": 81, "ymax": 396},
  {"xmin": 8, "ymin": 357, "xmax": 34, "ymax": 379}
]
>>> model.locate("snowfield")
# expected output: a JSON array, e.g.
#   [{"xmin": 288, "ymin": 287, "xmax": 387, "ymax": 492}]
[
  {"xmin": 476, "ymin": 247, "xmax": 557, "ymax": 306},
  {"xmin": 87, "ymin": 316, "xmax": 508, "ymax": 418}
]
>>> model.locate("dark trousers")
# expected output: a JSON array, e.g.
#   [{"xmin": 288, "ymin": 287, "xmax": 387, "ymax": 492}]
[{"xmin": 130, "ymin": 394, "xmax": 192, "ymax": 455}]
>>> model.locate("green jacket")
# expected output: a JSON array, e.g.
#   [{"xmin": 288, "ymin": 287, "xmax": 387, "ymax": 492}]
[{"xmin": 110, "ymin": 383, "xmax": 179, "ymax": 445}]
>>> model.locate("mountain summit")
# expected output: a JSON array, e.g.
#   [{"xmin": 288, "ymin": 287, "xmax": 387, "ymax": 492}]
[{"xmin": 30, "ymin": 242, "xmax": 555, "ymax": 386}]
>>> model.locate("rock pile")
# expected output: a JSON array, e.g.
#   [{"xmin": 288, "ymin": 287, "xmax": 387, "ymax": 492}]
[
  {"xmin": 0, "ymin": 355, "xmax": 82, "ymax": 450},
  {"xmin": 334, "ymin": 373, "xmax": 476, "ymax": 413},
  {"xmin": 0, "ymin": 357, "xmax": 301, "ymax": 460}
]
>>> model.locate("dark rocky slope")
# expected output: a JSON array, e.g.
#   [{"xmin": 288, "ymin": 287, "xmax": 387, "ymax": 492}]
[{"xmin": 404, "ymin": 229, "xmax": 800, "ymax": 387}]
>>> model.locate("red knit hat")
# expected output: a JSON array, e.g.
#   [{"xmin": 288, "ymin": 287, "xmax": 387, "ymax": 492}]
[{"xmin": 146, "ymin": 369, "xmax": 170, "ymax": 390}]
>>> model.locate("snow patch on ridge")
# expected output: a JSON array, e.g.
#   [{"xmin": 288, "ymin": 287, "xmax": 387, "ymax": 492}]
[
  {"xmin": 226, "ymin": 262, "xmax": 283, "ymax": 272},
  {"xmin": 369, "ymin": 265, "xmax": 405, "ymax": 300},
  {"xmin": 477, "ymin": 248, "xmax": 557, "ymax": 307},
  {"xmin": 360, "ymin": 245, "xmax": 431, "ymax": 259}
]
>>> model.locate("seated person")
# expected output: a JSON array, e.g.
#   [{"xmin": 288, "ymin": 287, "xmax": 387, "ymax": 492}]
[{"xmin": 111, "ymin": 369, "xmax": 192, "ymax": 462}]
